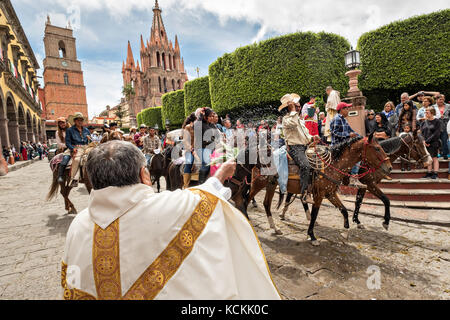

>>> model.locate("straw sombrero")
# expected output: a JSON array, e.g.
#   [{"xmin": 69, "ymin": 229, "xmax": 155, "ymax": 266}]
[
  {"xmin": 68, "ymin": 112, "xmax": 86, "ymax": 125},
  {"xmin": 278, "ymin": 93, "xmax": 300, "ymax": 112}
]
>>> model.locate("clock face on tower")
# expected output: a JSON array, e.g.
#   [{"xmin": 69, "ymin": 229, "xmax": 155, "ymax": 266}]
[{"xmin": 61, "ymin": 61, "xmax": 68, "ymax": 67}]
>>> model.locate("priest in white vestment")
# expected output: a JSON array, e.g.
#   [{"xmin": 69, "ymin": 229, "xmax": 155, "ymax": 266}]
[
  {"xmin": 324, "ymin": 86, "xmax": 341, "ymax": 142},
  {"xmin": 61, "ymin": 140, "xmax": 281, "ymax": 300}
]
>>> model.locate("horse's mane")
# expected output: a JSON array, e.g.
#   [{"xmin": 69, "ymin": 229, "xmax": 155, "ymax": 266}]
[
  {"xmin": 330, "ymin": 136, "xmax": 364, "ymax": 160},
  {"xmin": 379, "ymin": 136, "xmax": 402, "ymax": 155}
]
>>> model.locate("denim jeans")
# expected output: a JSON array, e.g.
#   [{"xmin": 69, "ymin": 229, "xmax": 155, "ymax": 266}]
[
  {"xmin": 196, "ymin": 148, "xmax": 212, "ymax": 175},
  {"xmin": 351, "ymin": 162, "xmax": 361, "ymax": 175},
  {"xmin": 287, "ymin": 145, "xmax": 310, "ymax": 194},
  {"xmin": 184, "ymin": 151, "xmax": 194, "ymax": 174},
  {"xmin": 61, "ymin": 155, "xmax": 71, "ymax": 166},
  {"xmin": 439, "ymin": 130, "xmax": 448, "ymax": 158},
  {"xmin": 145, "ymin": 154, "xmax": 153, "ymax": 166}
]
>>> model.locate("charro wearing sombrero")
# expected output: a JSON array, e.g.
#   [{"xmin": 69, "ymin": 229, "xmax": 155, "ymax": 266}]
[
  {"xmin": 58, "ymin": 112, "xmax": 91, "ymax": 187},
  {"xmin": 280, "ymin": 94, "xmax": 320, "ymax": 204}
]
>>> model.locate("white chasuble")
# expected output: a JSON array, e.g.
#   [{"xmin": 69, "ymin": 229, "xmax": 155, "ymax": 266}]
[
  {"xmin": 324, "ymin": 90, "xmax": 341, "ymax": 140},
  {"xmin": 62, "ymin": 178, "xmax": 281, "ymax": 300}
]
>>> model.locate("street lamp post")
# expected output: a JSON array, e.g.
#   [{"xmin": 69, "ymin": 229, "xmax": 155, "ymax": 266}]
[
  {"xmin": 343, "ymin": 47, "xmax": 367, "ymax": 137},
  {"xmin": 344, "ymin": 47, "xmax": 362, "ymax": 98}
]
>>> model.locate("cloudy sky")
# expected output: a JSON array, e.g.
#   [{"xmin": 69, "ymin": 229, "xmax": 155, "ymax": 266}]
[{"xmin": 12, "ymin": 0, "xmax": 449, "ymax": 118}]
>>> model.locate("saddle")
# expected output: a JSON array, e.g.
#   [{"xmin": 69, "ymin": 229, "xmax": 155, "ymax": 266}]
[
  {"xmin": 287, "ymin": 145, "xmax": 330, "ymax": 181},
  {"xmin": 50, "ymin": 144, "xmax": 96, "ymax": 173}
]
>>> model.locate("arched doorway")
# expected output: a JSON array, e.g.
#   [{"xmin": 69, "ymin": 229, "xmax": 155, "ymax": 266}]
[
  {"xmin": 0, "ymin": 94, "xmax": 6, "ymax": 148},
  {"xmin": 18, "ymin": 104, "xmax": 27, "ymax": 142},
  {"xmin": 26, "ymin": 110, "xmax": 33, "ymax": 142},
  {"xmin": 6, "ymin": 95, "xmax": 20, "ymax": 149},
  {"xmin": 32, "ymin": 115, "xmax": 37, "ymax": 142}
]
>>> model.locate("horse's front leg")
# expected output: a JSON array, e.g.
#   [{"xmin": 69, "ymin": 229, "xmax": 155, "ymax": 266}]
[
  {"xmin": 264, "ymin": 182, "xmax": 282, "ymax": 235},
  {"xmin": 280, "ymin": 193, "xmax": 293, "ymax": 220},
  {"xmin": 327, "ymin": 193, "xmax": 350, "ymax": 241},
  {"xmin": 367, "ymin": 184, "xmax": 391, "ymax": 230},
  {"xmin": 307, "ymin": 197, "xmax": 323, "ymax": 246},
  {"xmin": 353, "ymin": 187, "xmax": 367, "ymax": 229},
  {"xmin": 156, "ymin": 177, "xmax": 161, "ymax": 193}
]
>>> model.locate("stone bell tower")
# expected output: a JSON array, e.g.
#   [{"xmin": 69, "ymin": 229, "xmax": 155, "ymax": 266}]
[{"xmin": 43, "ymin": 16, "xmax": 88, "ymax": 122}]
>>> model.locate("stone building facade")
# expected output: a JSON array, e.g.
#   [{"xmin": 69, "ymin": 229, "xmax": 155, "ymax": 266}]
[
  {"xmin": 0, "ymin": 0, "xmax": 44, "ymax": 150},
  {"xmin": 122, "ymin": 0, "xmax": 188, "ymax": 126},
  {"xmin": 42, "ymin": 17, "xmax": 88, "ymax": 139}
]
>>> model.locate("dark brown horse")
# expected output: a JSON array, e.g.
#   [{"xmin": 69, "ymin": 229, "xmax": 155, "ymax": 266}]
[
  {"xmin": 351, "ymin": 131, "xmax": 432, "ymax": 229},
  {"xmin": 248, "ymin": 134, "xmax": 393, "ymax": 245},
  {"xmin": 148, "ymin": 152, "xmax": 165, "ymax": 193},
  {"xmin": 47, "ymin": 164, "xmax": 92, "ymax": 214}
]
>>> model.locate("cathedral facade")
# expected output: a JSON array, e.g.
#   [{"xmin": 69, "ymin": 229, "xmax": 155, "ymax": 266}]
[{"xmin": 122, "ymin": 0, "xmax": 188, "ymax": 126}]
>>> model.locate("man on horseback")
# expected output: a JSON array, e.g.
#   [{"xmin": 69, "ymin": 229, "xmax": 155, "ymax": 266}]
[
  {"xmin": 62, "ymin": 112, "xmax": 91, "ymax": 188},
  {"xmin": 142, "ymin": 126, "xmax": 161, "ymax": 166},
  {"xmin": 330, "ymin": 102, "xmax": 365, "ymax": 187},
  {"xmin": 280, "ymin": 94, "xmax": 320, "ymax": 204}
]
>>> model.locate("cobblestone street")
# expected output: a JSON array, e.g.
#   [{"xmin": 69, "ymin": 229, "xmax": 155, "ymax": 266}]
[{"xmin": 0, "ymin": 161, "xmax": 449, "ymax": 299}]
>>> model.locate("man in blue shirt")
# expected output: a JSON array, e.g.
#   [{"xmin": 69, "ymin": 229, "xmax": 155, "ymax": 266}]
[
  {"xmin": 330, "ymin": 103, "xmax": 366, "ymax": 187},
  {"xmin": 58, "ymin": 112, "xmax": 91, "ymax": 187},
  {"xmin": 330, "ymin": 102, "xmax": 357, "ymax": 146}
]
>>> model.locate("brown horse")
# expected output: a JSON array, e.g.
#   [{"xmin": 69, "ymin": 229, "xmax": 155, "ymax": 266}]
[
  {"xmin": 47, "ymin": 163, "xmax": 92, "ymax": 214},
  {"xmin": 351, "ymin": 131, "xmax": 432, "ymax": 229},
  {"xmin": 248, "ymin": 133, "xmax": 393, "ymax": 245}
]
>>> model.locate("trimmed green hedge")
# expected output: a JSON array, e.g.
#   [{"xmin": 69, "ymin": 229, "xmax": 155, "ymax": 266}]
[
  {"xmin": 208, "ymin": 31, "xmax": 350, "ymax": 116},
  {"xmin": 184, "ymin": 76, "xmax": 212, "ymax": 117},
  {"xmin": 137, "ymin": 106, "xmax": 163, "ymax": 129},
  {"xmin": 162, "ymin": 90, "xmax": 185, "ymax": 129},
  {"xmin": 358, "ymin": 9, "xmax": 450, "ymax": 111}
]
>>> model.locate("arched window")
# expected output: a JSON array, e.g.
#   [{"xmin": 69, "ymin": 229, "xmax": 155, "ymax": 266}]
[
  {"xmin": 148, "ymin": 79, "xmax": 152, "ymax": 94},
  {"xmin": 162, "ymin": 53, "xmax": 166, "ymax": 70},
  {"xmin": 177, "ymin": 80, "xmax": 181, "ymax": 90},
  {"xmin": 172, "ymin": 79, "xmax": 175, "ymax": 91},
  {"xmin": 58, "ymin": 41, "xmax": 66, "ymax": 58},
  {"xmin": 158, "ymin": 77, "xmax": 162, "ymax": 93},
  {"xmin": 173, "ymin": 56, "xmax": 176, "ymax": 70},
  {"xmin": 163, "ymin": 78, "xmax": 167, "ymax": 93},
  {"xmin": 63, "ymin": 73, "xmax": 69, "ymax": 85},
  {"xmin": 156, "ymin": 52, "xmax": 161, "ymax": 68},
  {"xmin": 168, "ymin": 54, "xmax": 172, "ymax": 70}
]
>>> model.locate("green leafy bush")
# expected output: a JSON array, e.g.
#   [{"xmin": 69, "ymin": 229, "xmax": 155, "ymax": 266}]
[
  {"xmin": 184, "ymin": 76, "xmax": 212, "ymax": 117},
  {"xmin": 137, "ymin": 106, "xmax": 163, "ymax": 129},
  {"xmin": 208, "ymin": 31, "xmax": 350, "ymax": 117},
  {"xmin": 358, "ymin": 9, "xmax": 450, "ymax": 111},
  {"xmin": 161, "ymin": 90, "xmax": 185, "ymax": 129}
]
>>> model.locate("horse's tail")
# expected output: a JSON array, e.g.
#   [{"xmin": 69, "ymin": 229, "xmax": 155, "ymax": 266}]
[
  {"xmin": 47, "ymin": 170, "xmax": 60, "ymax": 201},
  {"xmin": 276, "ymin": 191, "xmax": 285, "ymax": 210}
]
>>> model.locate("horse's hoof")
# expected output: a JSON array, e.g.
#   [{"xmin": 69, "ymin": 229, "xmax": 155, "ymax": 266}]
[
  {"xmin": 252, "ymin": 202, "xmax": 258, "ymax": 209},
  {"xmin": 357, "ymin": 224, "xmax": 365, "ymax": 230},
  {"xmin": 382, "ymin": 222, "xmax": 389, "ymax": 231},
  {"xmin": 305, "ymin": 210, "xmax": 311, "ymax": 221},
  {"xmin": 279, "ymin": 215, "xmax": 285, "ymax": 221},
  {"xmin": 340, "ymin": 230, "xmax": 350, "ymax": 241},
  {"xmin": 274, "ymin": 229, "xmax": 283, "ymax": 235},
  {"xmin": 310, "ymin": 240, "xmax": 320, "ymax": 246}
]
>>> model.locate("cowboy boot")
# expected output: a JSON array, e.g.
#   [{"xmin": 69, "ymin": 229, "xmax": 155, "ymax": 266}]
[
  {"xmin": 183, "ymin": 173, "xmax": 191, "ymax": 189},
  {"xmin": 57, "ymin": 164, "xmax": 66, "ymax": 184},
  {"xmin": 198, "ymin": 170, "xmax": 209, "ymax": 185}
]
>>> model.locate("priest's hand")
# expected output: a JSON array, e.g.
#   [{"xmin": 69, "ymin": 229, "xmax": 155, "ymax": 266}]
[{"xmin": 214, "ymin": 159, "xmax": 236, "ymax": 184}]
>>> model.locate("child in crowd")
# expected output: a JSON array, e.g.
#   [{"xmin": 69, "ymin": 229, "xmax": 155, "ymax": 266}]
[{"xmin": 400, "ymin": 122, "xmax": 412, "ymax": 171}]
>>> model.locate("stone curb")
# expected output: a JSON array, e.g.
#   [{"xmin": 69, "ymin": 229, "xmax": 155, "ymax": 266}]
[{"xmin": 6, "ymin": 157, "xmax": 40, "ymax": 173}]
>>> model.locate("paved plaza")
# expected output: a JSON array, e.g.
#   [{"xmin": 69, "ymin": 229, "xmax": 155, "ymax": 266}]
[{"xmin": 0, "ymin": 161, "xmax": 449, "ymax": 299}]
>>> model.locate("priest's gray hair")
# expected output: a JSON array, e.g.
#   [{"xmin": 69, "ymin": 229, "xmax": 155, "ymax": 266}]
[{"xmin": 86, "ymin": 140, "xmax": 147, "ymax": 190}]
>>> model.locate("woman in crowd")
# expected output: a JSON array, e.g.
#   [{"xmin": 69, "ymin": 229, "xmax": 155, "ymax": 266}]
[
  {"xmin": 365, "ymin": 110, "xmax": 377, "ymax": 135},
  {"xmin": 382, "ymin": 101, "xmax": 399, "ymax": 134},
  {"xmin": 416, "ymin": 96, "xmax": 438, "ymax": 125},
  {"xmin": 435, "ymin": 94, "xmax": 449, "ymax": 160},
  {"xmin": 373, "ymin": 113, "xmax": 391, "ymax": 141},
  {"xmin": 400, "ymin": 122, "xmax": 413, "ymax": 171},
  {"xmin": 55, "ymin": 117, "xmax": 69, "ymax": 154},
  {"xmin": 420, "ymin": 107, "xmax": 441, "ymax": 179},
  {"xmin": 20, "ymin": 142, "xmax": 27, "ymax": 161},
  {"xmin": 398, "ymin": 101, "xmax": 417, "ymax": 134}
]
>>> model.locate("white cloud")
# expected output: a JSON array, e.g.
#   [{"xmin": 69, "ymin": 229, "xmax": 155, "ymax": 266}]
[{"xmin": 82, "ymin": 60, "xmax": 123, "ymax": 119}]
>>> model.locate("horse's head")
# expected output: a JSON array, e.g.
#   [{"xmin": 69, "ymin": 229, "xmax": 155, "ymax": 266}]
[
  {"xmin": 110, "ymin": 131, "xmax": 123, "ymax": 141},
  {"xmin": 362, "ymin": 132, "xmax": 393, "ymax": 176},
  {"xmin": 407, "ymin": 130, "xmax": 432, "ymax": 168}
]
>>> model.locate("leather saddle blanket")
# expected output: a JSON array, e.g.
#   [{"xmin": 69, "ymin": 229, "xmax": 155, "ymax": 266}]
[{"xmin": 49, "ymin": 147, "xmax": 93, "ymax": 172}]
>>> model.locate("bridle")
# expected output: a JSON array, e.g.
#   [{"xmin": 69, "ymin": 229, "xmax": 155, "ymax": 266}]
[{"xmin": 398, "ymin": 133, "xmax": 429, "ymax": 166}]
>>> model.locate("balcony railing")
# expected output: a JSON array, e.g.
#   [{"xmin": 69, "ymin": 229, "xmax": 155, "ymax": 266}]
[{"xmin": 2, "ymin": 58, "xmax": 41, "ymax": 112}]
